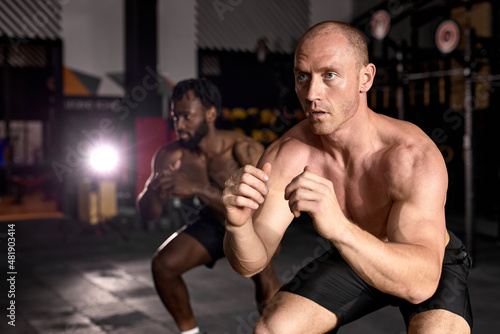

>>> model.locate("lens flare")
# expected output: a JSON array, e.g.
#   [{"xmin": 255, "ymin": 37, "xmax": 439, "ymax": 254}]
[{"xmin": 89, "ymin": 145, "xmax": 118, "ymax": 172}]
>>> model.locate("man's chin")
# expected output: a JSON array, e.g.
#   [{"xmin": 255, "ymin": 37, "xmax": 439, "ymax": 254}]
[
  {"xmin": 308, "ymin": 121, "xmax": 334, "ymax": 136},
  {"xmin": 179, "ymin": 139, "xmax": 198, "ymax": 150}
]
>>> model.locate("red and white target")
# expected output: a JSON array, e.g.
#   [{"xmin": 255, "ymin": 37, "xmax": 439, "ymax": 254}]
[
  {"xmin": 435, "ymin": 20, "xmax": 460, "ymax": 54},
  {"xmin": 370, "ymin": 10, "xmax": 390, "ymax": 40}
]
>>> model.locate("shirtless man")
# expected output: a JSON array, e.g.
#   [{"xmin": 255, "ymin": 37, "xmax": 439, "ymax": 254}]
[
  {"xmin": 222, "ymin": 21, "xmax": 472, "ymax": 333},
  {"xmin": 136, "ymin": 78, "xmax": 280, "ymax": 334}
]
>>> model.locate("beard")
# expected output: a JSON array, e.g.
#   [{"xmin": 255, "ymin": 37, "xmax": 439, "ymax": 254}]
[{"xmin": 178, "ymin": 120, "xmax": 209, "ymax": 150}]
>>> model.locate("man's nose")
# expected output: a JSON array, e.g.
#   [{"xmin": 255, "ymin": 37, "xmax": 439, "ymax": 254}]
[
  {"xmin": 175, "ymin": 118, "xmax": 186, "ymax": 131},
  {"xmin": 306, "ymin": 77, "xmax": 322, "ymax": 102}
]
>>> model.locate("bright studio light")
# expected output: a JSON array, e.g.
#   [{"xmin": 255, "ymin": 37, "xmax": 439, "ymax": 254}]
[{"xmin": 89, "ymin": 145, "xmax": 118, "ymax": 172}]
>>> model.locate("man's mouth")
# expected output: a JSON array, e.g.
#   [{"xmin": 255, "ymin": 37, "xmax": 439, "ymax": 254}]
[
  {"xmin": 309, "ymin": 110, "xmax": 328, "ymax": 116},
  {"xmin": 178, "ymin": 132, "xmax": 190, "ymax": 140}
]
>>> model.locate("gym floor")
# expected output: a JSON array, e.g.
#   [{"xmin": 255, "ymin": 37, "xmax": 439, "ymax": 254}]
[{"xmin": 0, "ymin": 214, "xmax": 498, "ymax": 334}]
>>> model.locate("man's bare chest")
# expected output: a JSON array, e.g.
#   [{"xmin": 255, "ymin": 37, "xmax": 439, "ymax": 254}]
[
  {"xmin": 328, "ymin": 170, "xmax": 392, "ymax": 237},
  {"xmin": 178, "ymin": 148, "xmax": 241, "ymax": 189}
]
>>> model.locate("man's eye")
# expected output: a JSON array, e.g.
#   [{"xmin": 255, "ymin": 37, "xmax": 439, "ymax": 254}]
[
  {"xmin": 297, "ymin": 73, "xmax": 308, "ymax": 81},
  {"xmin": 325, "ymin": 73, "xmax": 336, "ymax": 79}
]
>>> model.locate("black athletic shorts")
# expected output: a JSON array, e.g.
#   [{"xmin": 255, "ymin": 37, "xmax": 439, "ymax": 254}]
[
  {"xmin": 280, "ymin": 230, "xmax": 473, "ymax": 331},
  {"xmin": 182, "ymin": 210, "xmax": 226, "ymax": 268}
]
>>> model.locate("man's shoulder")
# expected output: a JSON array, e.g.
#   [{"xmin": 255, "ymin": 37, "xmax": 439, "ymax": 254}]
[
  {"xmin": 260, "ymin": 122, "xmax": 315, "ymax": 176},
  {"xmin": 212, "ymin": 129, "xmax": 261, "ymax": 151},
  {"xmin": 266, "ymin": 121, "xmax": 314, "ymax": 155},
  {"xmin": 218, "ymin": 129, "xmax": 257, "ymax": 144},
  {"xmin": 379, "ymin": 120, "xmax": 447, "ymax": 194},
  {"xmin": 379, "ymin": 116, "xmax": 440, "ymax": 162},
  {"xmin": 156, "ymin": 141, "xmax": 183, "ymax": 155},
  {"xmin": 220, "ymin": 130, "xmax": 264, "ymax": 166},
  {"xmin": 154, "ymin": 141, "xmax": 183, "ymax": 166}
]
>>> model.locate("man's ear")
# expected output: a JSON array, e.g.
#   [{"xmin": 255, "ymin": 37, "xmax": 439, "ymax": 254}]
[
  {"xmin": 205, "ymin": 106, "xmax": 217, "ymax": 122},
  {"xmin": 359, "ymin": 63, "xmax": 376, "ymax": 93}
]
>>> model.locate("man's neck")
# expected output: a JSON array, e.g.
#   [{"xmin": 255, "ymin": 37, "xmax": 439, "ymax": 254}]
[
  {"xmin": 319, "ymin": 107, "xmax": 378, "ymax": 169},
  {"xmin": 196, "ymin": 127, "xmax": 221, "ymax": 157}
]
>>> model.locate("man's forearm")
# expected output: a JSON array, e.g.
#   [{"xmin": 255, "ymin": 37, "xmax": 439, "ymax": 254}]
[
  {"xmin": 223, "ymin": 221, "xmax": 269, "ymax": 277},
  {"xmin": 137, "ymin": 189, "xmax": 169, "ymax": 223}
]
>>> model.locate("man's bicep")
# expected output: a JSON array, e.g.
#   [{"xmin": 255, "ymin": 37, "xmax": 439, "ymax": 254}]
[
  {"xmin": 387, "ymin": 200, "xmax": 446, "ymax": 244},
  {"xmin": 386, "ymin": 174, "xmax": 448, "ymax": 259},
  {"xmin": 387, "ymin": 145, "xmax": 449, "ymax": 245}
]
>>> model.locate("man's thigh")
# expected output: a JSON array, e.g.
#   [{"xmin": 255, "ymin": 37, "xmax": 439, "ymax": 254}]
[
  {"xmin": 279, "ymin": 246, "xmax": 393, "ymax": 328},
  {"xmin": 182, "ymin": 215, "xmax": 226, "ymax": 268},
  {"xmin": 255, "ymin": 291, "xmax": 338, "ymax": 334},
  {"xmin": 401, "ymin": 231, "xmax": 473, "ymax": 331},
  {"xmin": 154, "ymin": 231, "xmax": 213, "ymax": 274},
  {"xmin": 408, "ymin": 309, "xmax": 471, "ymax": 334}
]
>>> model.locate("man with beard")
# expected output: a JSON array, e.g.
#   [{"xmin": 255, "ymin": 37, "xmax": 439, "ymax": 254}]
[{"xmin": 136, "ymin": 78, "xmax": 280, "ymax": 334}]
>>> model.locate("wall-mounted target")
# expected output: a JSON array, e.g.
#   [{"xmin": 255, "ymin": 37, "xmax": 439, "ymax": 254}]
[
  {"xmin": 370, "ymin": 10, "xmax": 390, "ymax": 40},
  {"xmin": 435, "ymin": 19, "xmax": 460, "ymax": 54}
]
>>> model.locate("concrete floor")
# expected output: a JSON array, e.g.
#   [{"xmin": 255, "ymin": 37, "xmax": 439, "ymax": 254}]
[{"xmin": 0, "ymin": 214, "xmax": 498, "ymax": 334}]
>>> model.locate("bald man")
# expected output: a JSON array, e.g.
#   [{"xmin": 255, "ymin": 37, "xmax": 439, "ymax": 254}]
[{"xmin": 222, "ymin": 21, "xmax": 472, "ymax": 333}]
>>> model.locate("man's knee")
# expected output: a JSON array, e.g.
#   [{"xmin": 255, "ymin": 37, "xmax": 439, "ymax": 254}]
[
  {"xmin": 253, "ymin": 291, "xmax": 337, "ymax": 334},
  {"xmin": 254, "ymin": 321, "xmax": 269, "ymax": 334},
  {"xmin": 254, "ymin": 322, "xmax": 272, "ymax": 334},
  {"xmin": 408, "ymin": 309, "xmax": 471, "ymax": 334},
  {"xmin": 254, "ymin": 315, "xmax": 287, "ymax": 334},
  {"xmin": 253, "ymin": 295, "xmax": 291, "ymax": 334},
  {"xmin": 151, "ymin": 250, "xmax": 180, "ymax": 280}
]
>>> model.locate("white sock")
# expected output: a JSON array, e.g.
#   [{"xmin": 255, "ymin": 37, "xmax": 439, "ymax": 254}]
[{"xmin": 181, "ymin": 327, "xmax": 200, "ymax": 334}]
